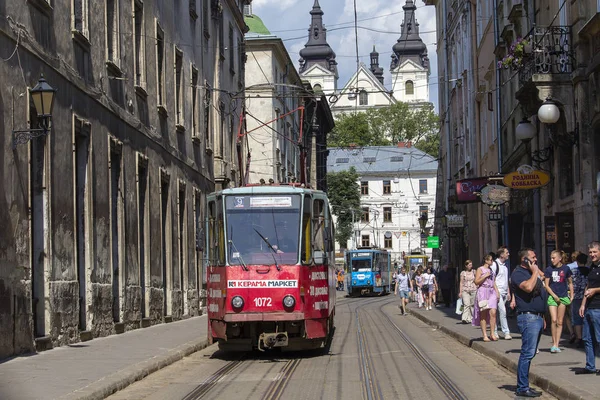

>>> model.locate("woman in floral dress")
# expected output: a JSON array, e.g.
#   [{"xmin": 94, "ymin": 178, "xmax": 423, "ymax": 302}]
[
  {"xmin": 460, "ymin": 260, "xmax": 477, "ymax": 324},
  {"xmin": 472, "ymin": 254, "xmax": 500, "ymax": 341}
]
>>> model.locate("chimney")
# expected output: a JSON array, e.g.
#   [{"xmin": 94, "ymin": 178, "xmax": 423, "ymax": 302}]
[{"xmin": 397, "ymin": 142, "xmax": 405, "ymax": 148}]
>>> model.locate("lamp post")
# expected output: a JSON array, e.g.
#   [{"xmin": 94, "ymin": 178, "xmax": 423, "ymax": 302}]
[
  {"xmin": 12, "ymin": 74, "xmax": 57, "ymax": 149},
  {"xmin": 418, "ymin": 213, "xmax": 428, "ymax": 232}
]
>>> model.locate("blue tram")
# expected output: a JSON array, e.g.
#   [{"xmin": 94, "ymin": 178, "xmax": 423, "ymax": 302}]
[{"xmin": 345, "ymin": 248, "xmax": 391, "ymax": 296}]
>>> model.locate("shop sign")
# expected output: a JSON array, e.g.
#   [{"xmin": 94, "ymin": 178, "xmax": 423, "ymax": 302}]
[
  {"xmin": 480, "ymin": 185, "xmax": 511, "ymax": 207},
  {"xmin": 427, "ymin": 236, "xmax": 439, "ymax": 248},
  {"xmin": 456, "ymin": 177, "xmax": 491, "ymax": 203},
  {"xmin": 503, "ymin": 167, "xmax": 550, "ymax": 189},
  {"xmin": 445, "ymin": 214, "xmax": 464, "ymax": 228}
]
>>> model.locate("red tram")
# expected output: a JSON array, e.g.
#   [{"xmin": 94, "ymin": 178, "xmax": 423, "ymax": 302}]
[{"xmin": 205, "ymin": 185, "xmax": 336, "ymax": 351}]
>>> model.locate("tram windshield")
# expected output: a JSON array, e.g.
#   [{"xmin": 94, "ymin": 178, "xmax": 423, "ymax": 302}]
[
  {"xmin": 351, "ymin": 259, "xmax": 372, "ymax": 272},
  {"xmin": 225, "ymin": 195, "xmax": 301, "ymax": 265}
]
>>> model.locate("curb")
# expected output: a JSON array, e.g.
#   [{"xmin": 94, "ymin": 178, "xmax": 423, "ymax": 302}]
[
  {"xmin": 61, "ymin": 338, "xmax": 210, "ymax": 400},
  {"xmin": 409, "ymin": 309, "xmax": 591, "ymax": 400}
]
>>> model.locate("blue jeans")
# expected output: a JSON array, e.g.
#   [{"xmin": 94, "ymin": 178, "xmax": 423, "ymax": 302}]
[
  {"xmin": 516, "ymin": 313, "xmax": 543, "ymax": 393},
  {"xmin": 582, "ymin": 308, "xmax": 600, "ymax": 371}
]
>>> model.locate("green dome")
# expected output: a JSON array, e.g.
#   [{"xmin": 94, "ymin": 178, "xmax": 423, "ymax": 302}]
[{"xmin": 244, "ymin": 15, "xmax": 271, "ymax": 35}]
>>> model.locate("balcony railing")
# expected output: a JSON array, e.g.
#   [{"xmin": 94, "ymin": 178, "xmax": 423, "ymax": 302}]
[{"xmin": 519, "ymin": 26, "xmax": 573, "ymax": 85}]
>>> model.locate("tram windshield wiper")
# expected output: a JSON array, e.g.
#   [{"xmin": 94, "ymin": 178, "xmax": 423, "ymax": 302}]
[
  {"xmin": 228, "ymin": 239, "xmax": 249, "ymax": 271},
  {"xmin": 253, "ymin": 228, "xmax": 281, "ymax": 271}
]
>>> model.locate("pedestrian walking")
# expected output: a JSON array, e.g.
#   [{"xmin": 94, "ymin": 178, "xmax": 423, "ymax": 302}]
[
  {"xmin": 569, "ymin": 253, "xmax": 589, "ymax": 347},
  {"xmin": 395, "ymin": 266, "xmax": 413, "ymax": 315},
  {"xmin": 492, "ymin": 246, "xmax": 513, "ymax": 340},
  {"xmin": 422, "ymin": 267, "xmax": 437, "ymax": 310},
  {"xmin": 473, "ymin": 254, "xmax": 500, "ymax": 341},
  {"xmin": 438, "ymin": 264, "xmax": 454, "ymax": 308},
  {"xmin": 544, "ymin": 250, "xmax": 574, "ymax": 353},
  {"xmin": 576, "ymin": 241, "xmax": 600, "ymax": 375},
  {"xmin": 459, "ymin": 260, "xmax": 476, "ymax": 324},
  {"xmin": 415, "ymin": 267, "xmax": 424, "ymax": 308},
  {"xmin": 511, "ymin": 248, "xmax": 546, "ymax": 398}
]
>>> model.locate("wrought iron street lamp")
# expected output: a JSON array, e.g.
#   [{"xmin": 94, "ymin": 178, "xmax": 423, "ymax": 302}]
[
  {"xmin": 12, "ymin": 74, "xmax": 57, "ymax": 149},
  {"xmin": 515, "ymin": 118, "xmax": 536, "ymax": 143},
  {"xmin": 418, "ymin": 213, "xmax": 428, "ymax": 232},
  {"xmin": 537, "ymin": 97, "xmax": 560, "ymax": 124}
]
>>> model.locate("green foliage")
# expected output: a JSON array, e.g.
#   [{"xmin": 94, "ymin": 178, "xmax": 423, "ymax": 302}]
[
  {"xmin": 326, "ymin": 167, "xmax": 360, "ymax": 249},
  {"xmin": 329, "ymin": 102, "xmax": 440, "ymax": 157}
]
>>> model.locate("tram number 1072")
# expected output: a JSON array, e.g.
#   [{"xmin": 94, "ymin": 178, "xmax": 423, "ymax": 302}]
[{"xmin": 253, "ymin": 297, "xmax": 273, "ymax": 307}]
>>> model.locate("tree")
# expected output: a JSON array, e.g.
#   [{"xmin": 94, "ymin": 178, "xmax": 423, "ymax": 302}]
[
  {"xmin": 328, "ymin": 102, "xmax": 440, "ymax": 157},
  {"xmin": 326, "ymin": 167, "xmax": 360, "ymax": 249}
]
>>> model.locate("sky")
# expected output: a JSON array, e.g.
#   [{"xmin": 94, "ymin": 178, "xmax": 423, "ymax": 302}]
[{"xmin": 251, "ymin": 0, "xmax": 439, "ymax": 111}]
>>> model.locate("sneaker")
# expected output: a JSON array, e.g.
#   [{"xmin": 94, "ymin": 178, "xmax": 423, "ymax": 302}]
[{"xmin": 504, "ymin": 334, "xmax": 512, "ymax": 340}]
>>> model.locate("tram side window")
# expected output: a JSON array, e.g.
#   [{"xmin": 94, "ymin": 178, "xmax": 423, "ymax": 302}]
[
  {"xmin": 313, "ymin": 199, "xmax": 325, "ymax": 251},
  {"xmin": 216, "ymin": 197, "xmax": 225, "ymax": 265},
  {"xmin": 301, "ymin": 196, "xmax": 312, "ymax": 264},
  {"xmin": 208, "ymin": 200, "xmax": 216, "ymax": 264}
]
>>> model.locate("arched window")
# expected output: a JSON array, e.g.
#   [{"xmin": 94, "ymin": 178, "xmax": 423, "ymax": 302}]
[
  {"xmin": 405, "ymin": 80, "xmax": 414, "ymax": 95},
  {"xmin": 359, "ymin": 90, "xmax": 368, "ymax": 105},
  {"xmin": 313, "ymin": 83, "xmax": 322, "ymax": 93}
]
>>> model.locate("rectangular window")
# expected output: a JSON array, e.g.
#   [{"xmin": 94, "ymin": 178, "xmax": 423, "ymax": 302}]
[
  {"xmin": 361, "ymin": 207, "xmax": 369, "ymax": 223},
  {"xmin": 106, "ymin": 0, "xmax": 120, "ymax": 64},
  {"xmin": 419, "ymin": 179, "xmax": 428, "ymax": 194},
  {"xmin": 383, "ymin": 207, "xmax": 392, "ymax": 223},
  {"xmin": 203, "ymin": 0, "xmax": 210, "ymax": 39},
  {"xmin": 229, "ymin": 24, "xmax": 235, "ymax": 74},
  {"xmin": 361, "ymin": 235, "xmax": 370, "ymax": 247},
  {"xmin": 419, "ymin": 205, "xmax": 428, "ymax": 217},
  {"xmin": 133, "ymin": 0, "xmax": 145, "ymax": 88},
  {"xmin": 110, "ymin": 139, "xmax": 124, "ymax": 323},
  {"xmin": 189, "ymin": 0, "xmax": 198, "ymax": 19},
  {"xmin": 383, "ymin": 180, "xmax": 391, "ymax": 195},
  {"xmin": 137, "ymin": 154, "xmax": 149, "ymax": 318},
  {"xmin": 160, "ymin": 170, "xmax": 172, "ymax": 315},
  {"xmin": 384, "ymin": 237, "xmax": 392, "ymax": 249},
  {"xmin": 219, "ymin": 16, "xmax": 224, "ymax": 60},
  {"xmin": 178, "ymin": 182, "xmax": 188, "ymax": 310},
  {"xmin": 156, "ymin": 22, "xmax": 165, "ymax": 107},
  {"xmin": 204, "ymin": 86, "xmax": 212, "ymax": 149},
  {"xmin": 73, "ymin": 0, "xmax": 89, "ymax": 38},
  {"xmin": 175, "ymin": 48, "xmax": 184, "ymax": 128},
  {"xmin": 191, "ymin": 66, "xmax": 199, "ymax": 139},
  {"xmin": 361, "ymin": 181, "xmax": 369, "ymax": 195}
]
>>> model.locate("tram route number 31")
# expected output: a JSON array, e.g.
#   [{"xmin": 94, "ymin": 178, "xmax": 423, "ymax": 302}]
[{"xmin": 254, "ymin": 297, "xmax": 272, "ymax": 307}]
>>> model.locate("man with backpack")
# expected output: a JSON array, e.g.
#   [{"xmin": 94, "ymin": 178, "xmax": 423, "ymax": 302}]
[{"xmin": 493, "ymin": 246, "xmax": 513, "ymax": 340}]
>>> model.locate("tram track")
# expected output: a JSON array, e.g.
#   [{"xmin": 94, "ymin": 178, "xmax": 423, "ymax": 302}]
[
  {"xmin": 377, "ymin": 300, "xmax": 468, "ymax": 400},
  {"xmin": 181, "ymin": 355, "xmax": 247, "ymax": 400},
  {"xmin": 352, "ymin": 297, "xmax": 468, "ymax": 400}
]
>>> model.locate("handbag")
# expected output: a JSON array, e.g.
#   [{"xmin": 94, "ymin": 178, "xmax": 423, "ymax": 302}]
[
  {"xmin": 478, "ymin": 299, "xmax": 488, "ymax": 310},
  {"xmin": 455, "ymin": 298, "xmax": 463, "ymax": 315}
]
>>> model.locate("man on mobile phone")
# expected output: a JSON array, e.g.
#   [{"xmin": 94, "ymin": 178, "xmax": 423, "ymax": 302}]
[{"xmin": 511, "ymin": 248, "xmax": 546, "ymax": 398}]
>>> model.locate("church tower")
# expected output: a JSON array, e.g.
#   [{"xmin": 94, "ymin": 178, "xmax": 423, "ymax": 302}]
[
  {"xmin": 298, "ymin": 0, "xmax": 338, "ymax": 94},
  {"xmin": 370, "ymin": 46, "xmax": 384, "ymax": 85},
  {"xmin": 390, "ymin": 0, "xmax": 430, "ymax": 104}
]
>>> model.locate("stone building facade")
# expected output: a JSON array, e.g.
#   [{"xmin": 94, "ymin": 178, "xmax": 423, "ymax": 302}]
[{"xmin": 0, "ymin": 0, "xmax": 249, "ymax": 359}]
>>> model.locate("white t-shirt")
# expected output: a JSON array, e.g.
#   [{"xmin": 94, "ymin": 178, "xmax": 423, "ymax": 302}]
[
  {"xmin": 494, "ymin": 259, "xmax": 509, "ymax": 294},
  {"xmin": 422, "ymin": 273, "xmax": 435, "ymax": 286},
  {"xmin": 396, "ymin": 273, "xmax": 410, "ymax": 291}
]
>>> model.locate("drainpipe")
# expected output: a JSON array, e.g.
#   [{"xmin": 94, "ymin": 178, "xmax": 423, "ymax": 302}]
[
  {"xmin": 442, "ymin": 0, "xmax": 451, "ymax": 264},
  {"xmin": 493, "ymin": 0, "xmax": 508, "ymax": 248}
]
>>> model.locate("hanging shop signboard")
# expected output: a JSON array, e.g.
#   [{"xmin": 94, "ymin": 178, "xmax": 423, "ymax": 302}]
[
  {"xmin": 502, "ymin": 165, "xmax": 550, "ymax": 189},
  {"xmin": 479, "ymin": 184, "xmax": 511, "ymax": 207},
  {"xmin": 456, "ymin": 177, "xmax": 491, "ymax": 203}
]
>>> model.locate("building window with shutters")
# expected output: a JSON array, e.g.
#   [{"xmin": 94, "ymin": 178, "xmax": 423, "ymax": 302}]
[
  {"xmin": 384, "ymin": 237, "xmax": 392, "ymax": 249},
  {"xmin": 361, "ymin": 207, "xmax": 369, "ymax": 223},
  {"xmin": 362, "ymin": 235, "xmax": 370, "ymax": 247},
  {"xmin": 419, "ymin": 179, "xmax": 428, "ymax": 194},
  {"xmin": 359, "ymin": 90, "xmax": 368, "ymax": 105},
  {"xmin": 405, "ymin": 80, "xmax": 414, "ymax": 95},
  {"xmin": 383, "ymin": 207, "xmax": 392, "ymax": 223},
  {"xmin": 361, "ymin": 181, "xmax": 368, "ymax": 195},
  {"xmin": 383, "ymin": 180, "xmax": 391, "ymax": 194}
]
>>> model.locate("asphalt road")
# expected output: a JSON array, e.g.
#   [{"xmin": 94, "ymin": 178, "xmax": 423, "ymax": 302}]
[{"xmin": 106, "ymin": 295, "xmax": 556, "ymax": 400}]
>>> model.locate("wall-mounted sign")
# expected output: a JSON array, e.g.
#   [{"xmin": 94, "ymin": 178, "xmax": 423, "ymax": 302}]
[
  {"xmin": 427, "ymin": 236, "xmax": 440, "ymax": 248},
  {"xmin": 445, "ymin": 214, "xmax": 464, "ymax": 228},
  {"xmin": 503, "ymin": 167, "xmax": 550, "ymax": 189},
  {"xmin": 456, "ymin": 177, "xmax": 492, "ymax": 203},
  {"xmin": 480, "ymin": 184, "xmax": 511, "ymax": 206}
]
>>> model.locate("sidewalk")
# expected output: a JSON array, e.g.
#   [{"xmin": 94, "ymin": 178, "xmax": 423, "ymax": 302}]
[
  {"xmin": 0, "ymin": 315, "xmax": 208, "ymax": 400},
  {"xmin": 408, "ymin": 302, "xmax": 597, "ymax": 400}
]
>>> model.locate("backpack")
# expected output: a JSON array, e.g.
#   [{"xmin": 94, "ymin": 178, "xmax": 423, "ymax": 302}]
[{"xmin": 493, "ymin": 260, "xmax": 500, "ymax": 277}]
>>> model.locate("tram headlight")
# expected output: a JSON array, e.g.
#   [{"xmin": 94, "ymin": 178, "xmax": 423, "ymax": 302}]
[
  {"xmin": 231, "ymin": 296, "xmax": 244, "ymax": 309},
  {"xmin": 283, "ymin": 295, "xmax": 296, "ymax": 309}
]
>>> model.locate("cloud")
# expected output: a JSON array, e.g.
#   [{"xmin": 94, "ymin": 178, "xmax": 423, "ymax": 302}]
[{"xmin": 251, "ymin": 0, "xmax": 439, "ymax": 111}]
